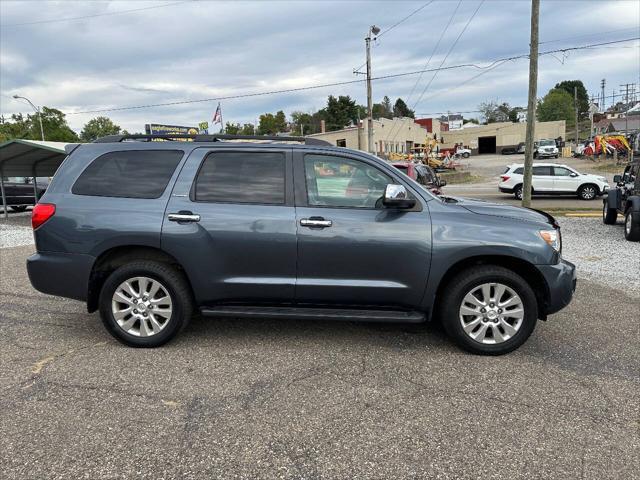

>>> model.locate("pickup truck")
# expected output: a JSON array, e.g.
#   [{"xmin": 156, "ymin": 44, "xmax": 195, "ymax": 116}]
[{"xmin": 1, "ymin": 177, "xmax": 49, "ymax": 212}]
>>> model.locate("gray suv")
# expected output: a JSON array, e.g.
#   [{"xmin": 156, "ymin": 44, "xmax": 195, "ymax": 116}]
[{"xmin": 27, "ymin": 134, "xmax": 576, "ymax": 355}]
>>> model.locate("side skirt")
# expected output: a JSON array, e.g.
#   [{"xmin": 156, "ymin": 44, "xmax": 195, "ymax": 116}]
[{"xmin": 200, "ymin": 306, "xmax": 426, "ymax": 323}]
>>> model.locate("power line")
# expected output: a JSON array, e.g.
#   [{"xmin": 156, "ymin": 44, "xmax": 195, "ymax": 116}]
[
  {"xmin": 63, "ymin": 37, "xmax": 640, "ymax": 115},
  {"xmin": 0, "ymin": 1, "xmax": 191, "ymax": 28},
  {"xmin": 388, "ymin": 0, "xmax": 485, "ymax": 143},
  {"xmin": 382, "ymin": 0, "xmax": 462, "ymax": 142},
  {"xmin": 539, "ymin": 27, "xmax": 639, "ymax": 45},
  {"xmin": 353, "ymin": 0, "xmax": 435, "ymax": 74},
  {"xmin": 376, "ymin": 0, "xmax": 435, "ymax": 40}
]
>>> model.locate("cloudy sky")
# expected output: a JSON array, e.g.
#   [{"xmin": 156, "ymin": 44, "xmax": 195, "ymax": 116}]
[{"xmin": 1, "ymin": 0, "xmax": 639, "ymax": 133}]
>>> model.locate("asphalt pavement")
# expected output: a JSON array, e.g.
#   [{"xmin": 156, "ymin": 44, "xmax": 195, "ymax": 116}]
[{"xmin": 1, "ymin": 221, "xmax": 638, "ymax": 479}]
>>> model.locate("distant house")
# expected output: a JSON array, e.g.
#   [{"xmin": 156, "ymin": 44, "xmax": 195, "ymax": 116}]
[
  {"xmin": 516, "ymin": 110, "xmax": 527, "ymax": 123},
  {"xmin": 594, "ymin": 117, "xmax": 640, "ymax": 135}
]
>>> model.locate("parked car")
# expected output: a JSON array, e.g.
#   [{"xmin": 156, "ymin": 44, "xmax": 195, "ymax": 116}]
[
  {"xmin": 392, "ymin": 161, "xmax": 446, "ymax": 195},
  {"xmin": 27, "ymin": 134, "xmax": 576, "ymax": 355},
  {"xmin": 534, "ymin": 139, "xmax": 559, "ymax": 159},
  {"xmin": 499, "ymin": 163, "xmax": 610, "ymax": 200},
  {"xmin": 501, "ymin": 142, "xmax": 526, "ymax": 155},
  {"xmin": 454, "ymin": 146, "xmax": 471, "ymax": 159},
  {"xmin": 602, "ymin": 159, "xmax": 640, "ymax": 241},
  {"xmin": 0, "ymin": 176, "xmax": 49, "ymax": 212}
]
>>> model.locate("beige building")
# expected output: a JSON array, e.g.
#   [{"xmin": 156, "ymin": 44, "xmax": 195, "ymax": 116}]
[
  {"xmin": 306, "ymin": 117, "xmax": 430, "ymax": 155},
  {"xmin": 441, "ymin": 120, "xmax": 566, "ymax": 154}
]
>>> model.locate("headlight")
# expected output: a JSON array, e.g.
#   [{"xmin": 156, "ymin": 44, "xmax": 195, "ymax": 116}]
[{"xmin": 540, "ymin": 229, "xmax": 561, "ymax": 252}]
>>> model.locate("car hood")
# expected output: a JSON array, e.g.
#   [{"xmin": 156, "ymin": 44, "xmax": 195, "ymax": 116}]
[{"xmin": 444, "ymin": 196, "xmax": 558, "ymax": 226}]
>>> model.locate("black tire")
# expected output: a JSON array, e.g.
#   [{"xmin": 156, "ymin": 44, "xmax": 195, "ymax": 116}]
[
  {"xmin": 439, "ymin": 265, "xmax": 538, "ymax": 355},
  {"xmin": 554, "ymin": 154, "xmax": 559, "ymax": 159},
  {"xmin": 462, "ymin": 152, "xmax": 470, "ymax": 158},
  {"xmin": 602, "ymin": 202, "xmax": 617, "ymax": 225},
  {"xmin": 578, "ymin": 184, "xmax": 598, "ymax": 200},
  {"xmin": 624, "ymin": 209, "xmax": 640, "ymax": 241},
  {"xmin": 99, "ymin": 261, "xmax": 194, "ymax": 347},
  {"xmin": 514, "ymin": 184, "xmax": 523, "ymax": 200},
  {"xmin": 9, "ymin": 205, "xmax": 28, "ymax": 212}
]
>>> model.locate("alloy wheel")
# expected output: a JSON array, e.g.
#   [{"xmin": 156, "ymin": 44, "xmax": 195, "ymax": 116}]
[
  {"xmin": 626, "ymin": 212, "xmax": 632, "ymax": 235},
  {"xmin": 581, "ymin": 186, "xmax": 596, "ymax": 200},
  {"xmin": 459, "ymin": 282, "xmax": 524, "ymax": 345},
  {"xmin": 111, "ymin": 276, "xmax": 173, "ymax": 337}
]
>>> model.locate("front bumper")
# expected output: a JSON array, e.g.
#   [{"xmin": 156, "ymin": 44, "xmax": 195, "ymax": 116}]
[
  {"xmin": 27, "ymin": 252, "xmax": 95, "ymax": 302},
  {"xmin": 536, "ymin": 259, "xmax": 577, "ymax": 316}
]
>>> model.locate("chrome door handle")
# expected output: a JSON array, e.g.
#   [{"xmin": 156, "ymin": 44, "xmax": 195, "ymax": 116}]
[
  {"xmin": 300, "ymin": 218, "xmax": 332, "ymax": 228},
  {"xmin": 168, "ymin": 213, "xmax": 200, "ymax": 222}
]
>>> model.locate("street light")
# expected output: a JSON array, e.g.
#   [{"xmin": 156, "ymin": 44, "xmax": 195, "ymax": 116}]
[
  {"xmin": 365, "ymin": 25, "xmax": 380, "ymax": 154},
  {"xmin": 13, "ymin": 94, "xmax": 45, "ymax": 141}
]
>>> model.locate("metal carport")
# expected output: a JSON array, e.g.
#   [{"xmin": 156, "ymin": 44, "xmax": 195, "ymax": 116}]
[{"xmin": 0, "ymin": 139, "xmax": 71, "ymax": 219}]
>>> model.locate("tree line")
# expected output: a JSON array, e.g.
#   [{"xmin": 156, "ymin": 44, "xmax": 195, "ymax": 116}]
[{"xmin": 0, "ymin": 80, "xmax": 594, "ymax": 143}]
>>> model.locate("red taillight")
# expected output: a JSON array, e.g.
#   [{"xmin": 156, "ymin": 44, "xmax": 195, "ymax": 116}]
[
  {"xmin": 500, "ymin": 175, "xmax": 510, "ymax": 182},
  {"xmin": 32, "ymin": 203, "xmax": 55, "ymax": 229}
]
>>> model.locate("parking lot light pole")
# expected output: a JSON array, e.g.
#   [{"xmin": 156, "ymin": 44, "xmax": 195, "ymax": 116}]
[{"xmin": 13, "ymin": 95, "xmax": 45, "ymax": 141}]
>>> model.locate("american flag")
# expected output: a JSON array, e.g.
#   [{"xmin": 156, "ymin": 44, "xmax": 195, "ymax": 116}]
[{"xmin": 212, "ymin": 103, "xmax": 222, "ymax": 124}]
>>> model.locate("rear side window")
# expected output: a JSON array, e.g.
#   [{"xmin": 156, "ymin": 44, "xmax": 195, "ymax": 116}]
[
  {"xmin": 513, "ymin": 167, "xmax": 524, "ymax": 174},
  {"xmin": 193, "ymin": 151, "xmax": 285, "ymax": 204},
  {"xmin": 72, "ymin": 150, "xmax": 183, "ymax": 199},
  {"xmin": 532, "ymin": 166, "xmax": 552, "ymax": 176}
]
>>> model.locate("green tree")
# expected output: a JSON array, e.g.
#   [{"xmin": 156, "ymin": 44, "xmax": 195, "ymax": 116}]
[
  {"xmin": 324, "ymin": 95, "xmax": 360, "ymax": 131},
  {"xmin": 478, "ymin": 101, "xmax": 516, "ymax": 123},
  {"xmin": 224, "ymin": 122, "xmax": 241, "ymax": 135},
  {"xmin": 80, "ymin": 116, "xmax": 121, "ymax": 142},
  {"xmin": 393, "ymin": 98, "xmax": 415, "ymax": 118},
  {"xmin": 239, "ymin": 123, "xmax": 255, "ymax": 135},
  {"xmin": 554, "ymin": 80, "xmax": 588, "ymax": 119},
  {"xmin": 0, "ymin": 107, "xmax": 78, "ymax": 142},
  {"xmin": 258, "ymin": 110, "xmax": 287, "ymax": 135},
  {"xmin": 537, "ymin": 88, "xmax": 575, "ymax": 123}
]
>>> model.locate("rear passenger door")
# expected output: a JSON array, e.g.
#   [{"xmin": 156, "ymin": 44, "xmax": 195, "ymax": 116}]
[
  {"xmin": 162, "ymin": 147, "xmax": 297, "ymax": 306},
  {"xmin": 532, "ymin": 166, "xmax": 554, "ymax": 192}
]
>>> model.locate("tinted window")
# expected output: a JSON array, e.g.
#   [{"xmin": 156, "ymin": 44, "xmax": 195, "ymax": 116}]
[
  {"xmin": 304, "ymin": 154, "xmax": 391, "ymax": 209},
  {"xmin": 194, "ymin": 151, "xmax": 285, "ymax": 204},
  {"xmin": 513, "ymin": 167, "xmax": 524, "ymax": 174},
  {"xmin": 553, "ymin": 167, "xmax": 574, "ymax": 176},
  {"xmin": 72, "ymin": 150, "xmax": 183, "ymax": 199},
  {"xmin": 532, "ymin": 166, "xmax": 552, "ymax": 176}
]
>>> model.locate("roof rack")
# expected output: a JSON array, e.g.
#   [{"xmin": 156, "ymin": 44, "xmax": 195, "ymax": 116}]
[{"xmin": 93, "ymin": 133, "xmax": 331, "ymax": 146}]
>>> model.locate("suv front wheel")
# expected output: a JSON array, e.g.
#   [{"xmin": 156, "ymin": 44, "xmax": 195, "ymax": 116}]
[
  {"xmin": 99, "ymin": 261, "xmax": 193, "ymax": 347},
  {"xmin": 440, "ymin": 266, "xmax": 538, "ymax": 355}
]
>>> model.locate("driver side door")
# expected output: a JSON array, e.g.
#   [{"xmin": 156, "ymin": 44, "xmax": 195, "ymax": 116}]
[{"xmin": 293, "ymin": 151, "xmax": 432, "ymax": 309}]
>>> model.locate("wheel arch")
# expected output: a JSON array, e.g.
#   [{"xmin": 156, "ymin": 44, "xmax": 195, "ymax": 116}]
[
  {"xmin": 87, "ymin": 245, "xmax": 193, "ymax": 313},
  {"xmin": 431, "ymin": 255, "xmax": 551, "ymax": 321},
  {"xmin": 578, "ymin": 182, "xmax": 600, "ymax": 195},
  {"xmin": 624, "ymin": 195, "xmax": 640, "ymax": 213}
]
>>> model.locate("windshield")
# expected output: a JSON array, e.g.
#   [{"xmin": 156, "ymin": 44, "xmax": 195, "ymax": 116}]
[{"xmin": 539, "ymin": 140, "xmax": 555, "ymax": 146}]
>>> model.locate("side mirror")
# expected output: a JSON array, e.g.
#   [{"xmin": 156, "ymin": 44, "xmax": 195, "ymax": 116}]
[
  {"xmin": 613, "ymin": 175, "xmax": 622, "ymax": 183},
  {"xmin": 383, "ymin": 184, "xmax": 416, "ymax": 209},
  {"xmin": 569, "ymin": 173, "xmax": 578, "ymax": 177},
  {"xmin": 439, "ymin": 179, "xmax": 447, "ymax": 187}
]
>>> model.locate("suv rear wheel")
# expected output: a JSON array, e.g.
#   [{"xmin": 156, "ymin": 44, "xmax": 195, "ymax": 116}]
[
  {"xmin": 625, "ymin": 209, "xmax": 640, "ymax": 241},
  {"xmin": 514, "ymin": 184, "xmax": 523, "ymax": 200},
  {"xmin": 99, "ymin": 261, "xmax": 193, "ymax": 347},
  {"xmin": 440, "ymin": 266, "xmax": 538, "ymax": 355}
]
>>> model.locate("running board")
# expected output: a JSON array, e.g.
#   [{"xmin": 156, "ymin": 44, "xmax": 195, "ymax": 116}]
[{"xmin": 200, "ymin": 306, "xmax": 426, "ymax": 323}]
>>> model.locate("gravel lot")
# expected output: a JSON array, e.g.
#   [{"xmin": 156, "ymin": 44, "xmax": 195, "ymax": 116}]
[{"xmin": 1, "ymin": 215, "xmax": 638, "ymax": 479}]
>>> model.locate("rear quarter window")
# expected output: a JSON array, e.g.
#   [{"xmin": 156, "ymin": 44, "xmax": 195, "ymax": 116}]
[
  {"xmin": 72, "ymin": 150, "xmax": 183, "ymax": 199},
  {"xmin": 513, "ymin": 167, "xmax": 524, "ymax": 175}
]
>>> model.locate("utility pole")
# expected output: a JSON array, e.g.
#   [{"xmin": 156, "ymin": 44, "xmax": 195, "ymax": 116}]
[
  {"xmin": 522, "ymin": 0, "xmax": 539, "ymax": 209},
  {"xmin": 574, "ymin": 86, "xmax": 579, "ymax": 147},
  {"xmin": 365, "ymin": 25, "xmax": 380, "ymax": 154},
  {"xmin": 600, "ymin": 79, "xmax": 606, "ymax": 112},
  {"xmin": 620, "ymin": 83, "xmax": 634, "ymax": 140}
]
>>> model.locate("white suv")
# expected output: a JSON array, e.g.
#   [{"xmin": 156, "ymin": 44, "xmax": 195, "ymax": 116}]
[{"xmin": 499, "ymin": 163, "xmax": 610, "ymax": 200}]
